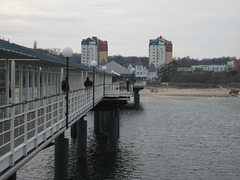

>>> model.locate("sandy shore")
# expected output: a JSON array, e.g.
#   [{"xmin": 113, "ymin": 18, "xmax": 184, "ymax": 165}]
[{"xmin": 140, "ymin": 87, "xmax": 231, "ymax": 97}]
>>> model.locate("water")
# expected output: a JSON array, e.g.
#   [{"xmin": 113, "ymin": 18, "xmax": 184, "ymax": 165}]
[{"xmin": 18, "ymin": 96, "xmax": 240, "ymax": 179}]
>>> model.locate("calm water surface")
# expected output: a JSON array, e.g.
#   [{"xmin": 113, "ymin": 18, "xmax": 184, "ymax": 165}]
[{"xmin": 18, "ymin": 96, "xmax": 240, "ymax": 179}]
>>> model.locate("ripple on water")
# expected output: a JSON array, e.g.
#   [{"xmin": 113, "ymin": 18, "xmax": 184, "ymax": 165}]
[{"xmin": 18, "ymin": 96, "xmax": 240, "ymax": 179}]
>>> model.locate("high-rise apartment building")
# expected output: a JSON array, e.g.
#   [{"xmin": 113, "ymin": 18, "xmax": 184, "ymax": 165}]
[
  {"xmin": 81, "ymin": 37, "xmax": 97, "ymax": 66},
  {"xmin": 149, "ymin": 36, "xmax": 173, "ymax": 68},
  {"xmin": 81, "ymin": 37, "xmax": 108, "ymax": 66}
]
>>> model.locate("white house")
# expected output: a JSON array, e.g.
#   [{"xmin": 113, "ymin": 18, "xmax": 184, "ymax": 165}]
[
  {"xmin": 148, "ymin": 63, "xmax": 157, "ymax": 80},
  {"xmin": 191, "ymin": 65, "xmax": 228, "ymax": 72},
  {"xmin": 127, "ymin": 59, "xmax": 148, "ymax": 80}
]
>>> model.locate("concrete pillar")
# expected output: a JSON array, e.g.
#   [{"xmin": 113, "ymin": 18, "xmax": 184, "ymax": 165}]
[
  {"xmin": 7, "ymin": 172, "xmax": 16, "ymax": 180},
  {"xmin": 115, "ymin": 108, "xmax": 120, "ymax": 139},
  {"xmin": 77, "ymin": 116, "xmax": 87, "ymax": 159},
  {"xmin": 71, "ymin": 122, "xmax": 77, "ymax": 139},
  {"xmin": 134, "ymin": 89, "xmax": 140, "ymax": 109},
  {"xmin": 100, "ymin": 111, "xmax": 107, "ymax": 131},
  {"xmin": 108, "ymin": 108, "xmax": 118, "ymax": 152},
  {"xmin": 94, "ymin": 111, "xmax": 101, "ymax": 133},
  {"xmin": 54, "ymin": 133, "xmax": 69, "ymax": 180}
]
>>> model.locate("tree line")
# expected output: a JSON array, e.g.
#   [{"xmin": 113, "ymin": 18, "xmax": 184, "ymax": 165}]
[
  {"xmin": 173, "ymin": 56, "xmax": 238, "ymax": 67},
  {"xmin": 35, "ymin": 48, "xmax": 240, "ymax": 86},
  {"xmin": 158, "ymin": 59, "xmax": 240, "ymax": 86},
  {"xmin": 35, "ymin": 47, "xmax": 238, "ymax": 69}
]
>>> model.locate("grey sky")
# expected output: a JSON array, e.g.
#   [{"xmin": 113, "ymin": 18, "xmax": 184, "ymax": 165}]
[{"xmin": 1, "ymin": 0, "xmax": 239, "ymax": 59}]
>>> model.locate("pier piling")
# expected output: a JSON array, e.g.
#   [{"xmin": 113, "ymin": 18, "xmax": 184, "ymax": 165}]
[
  {"xmin": 77, "ymin": 116, "xmax": 87, "ymax": 159},
  {"xmin": 108, "ymin": 107, "xmax": 118, "ymax": 152},
  {"xmin": 115, "ymin": 108, "xmax": 120, "ymax": 139},
  {"xmin": 71, "ymin": 122, "xmax": 77, "ymax": 139},
  {"xmin": 94, "ymin": 111, "xmax": 101, "ymax": 133},
  {"xmin": 54, "ymin": 133, "xmax": 69, "ymax": 180},
  {"xmin": 134, "ymin": 89, "xmax": 140, "ymax": 108}
]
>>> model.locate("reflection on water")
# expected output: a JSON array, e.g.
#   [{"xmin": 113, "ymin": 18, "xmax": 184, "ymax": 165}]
[{"xmin": 18, "ymin": 96, "xmax": 240, "ymax": 179}]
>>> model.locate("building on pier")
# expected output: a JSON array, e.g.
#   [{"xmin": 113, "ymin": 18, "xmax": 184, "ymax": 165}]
[
  {"xmin": 0, "ymin": 39, "xmax": 145, "ymax": 179},
  {"xmin": 0, "ymin": 39, "xmax": 112, "ymax": 106}
]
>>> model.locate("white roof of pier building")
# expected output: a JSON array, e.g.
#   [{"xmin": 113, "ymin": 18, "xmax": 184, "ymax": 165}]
[
  {"xmin": 0, "ymin": 39, "xmax": 110, "ymax": 73},
  {"xmin": 105, "ymin": 61, "xmax": 131, "ymax": 77}
]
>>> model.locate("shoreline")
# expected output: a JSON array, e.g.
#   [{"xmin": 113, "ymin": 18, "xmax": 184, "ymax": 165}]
[{"xmin": 140, "ymin": 87, "xmax": 232, "ymax": 97}]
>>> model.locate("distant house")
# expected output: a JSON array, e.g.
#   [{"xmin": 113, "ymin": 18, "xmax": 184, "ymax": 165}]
[
  {"xmin": 148, "ymin": 63, "xmax": 157, "ymax": 80},
  {"xmin": 191, "ymin": 65, "xmax": 228, "ymax": 72},
  {"xmin": 99, "ymin": 58, "xmax": 107, "ymax": 68},
  {"xmin": 233, "ymin": 60, "xmax": 240, "ymax": 71},
  {"xmin": 127, "ymin": 59, "xmax": 148, "ymax": 80},
  {"xmin": 177, "ymin": 67, "xmax": 192, "ymax": 72},
  {"xmin": 227, "ymin": 60, "xmax": 240, "ymax": 72}
]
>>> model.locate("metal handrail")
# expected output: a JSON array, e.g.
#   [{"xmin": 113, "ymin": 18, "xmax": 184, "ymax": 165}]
[
  {"xmin": 0, "ymin": 83, "xmax": 132, "ymax": 175},
  {"xmin": 0, "ymin": 85, "xmax": 104, "ymax": 174}
]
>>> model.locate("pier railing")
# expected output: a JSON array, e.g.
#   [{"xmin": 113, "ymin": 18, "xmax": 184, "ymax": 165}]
[
  {"xmin": 0, "ymin": 85, "xmax": 105, "ymax": 174},
  {"xmin": 0, "ymin": 82, "xmax": 136, "ymax": 174}
]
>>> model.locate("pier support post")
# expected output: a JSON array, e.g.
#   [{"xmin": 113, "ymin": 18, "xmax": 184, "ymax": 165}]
[
  {"xmin": 100, "ymin": 111, "xmax": 107, "ymax": 131},
  {"xmin": 94, "ymin": 110, "xmax": 101, "ymax": 133},
  {"xmin": 115, "ymin": 108, "xmax": 120, "ymax": 139},
  {"xmin": 7, "ymin": 172, "xmax": 16, "ymax": 180},
  {"xmin": 108, "ymin": 107, "xmax": 118, "ymax": 152},
  {"xmin": 134, "ymin": 89, "xmax": 140, "ymax": 109},
  {"xmin": 71, "ymin": 122, "xmax": 77, "ymax": 139},
  {"xmin": 54, "ymin": 133, "xmax": 69, "ymax": 180},
  {"xmin": 77, "ymin": 116, "xmax": 87, "ymax": 159}
]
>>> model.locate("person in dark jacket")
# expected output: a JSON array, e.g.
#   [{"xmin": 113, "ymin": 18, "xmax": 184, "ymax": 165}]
[
  {"xmin": 61, "ymin": 77, "xmax": 70, "ymax": 92},
  {"xmin": 126, "ymin": 79, "xmax": 130, "ymax": 91},
  {"xmin": 84, "ymin": 77, "xmax": 92, "ymax": 88}
]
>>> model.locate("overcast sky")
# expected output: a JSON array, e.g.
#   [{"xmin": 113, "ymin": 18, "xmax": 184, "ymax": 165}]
[{"xmin": 1, "ymin": 0, "xmax": 239, "ymax": 59}]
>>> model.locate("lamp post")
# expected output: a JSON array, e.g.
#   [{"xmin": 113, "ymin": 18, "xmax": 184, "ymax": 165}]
[
  {"xmin": 111, "ymin": 70, "xmax": 114, "ymax": 90},
  {"xmin": 62, "ymin": 47, "xmax": 73, "ymax": 129},
  {"xmin": 102, "ymin": 66, "xmax": 107, "ymax": 97},
  {"xmin": 131, "ymin": 68, "xmax": 135, "ymax": 88},
  {"xmin": 91, "ymin": 60, "xmax": 97, "ymax": 107}
]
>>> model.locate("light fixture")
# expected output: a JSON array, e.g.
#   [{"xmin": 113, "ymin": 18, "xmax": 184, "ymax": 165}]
[
  {"xmin": 102, "ymin": 66, "xmax": 107, "ymax": 71},
  {"xmin": 102, "ymin": 66, "xmax": 107, "ymax": 97},
  {"xmin": 131, "ymin": 68, "xmax": 135, "ymax": 73},
  {"xmin": 62, "ymin": 47, "xmax": 73, "ymax": 58},
  {"xmin": 90, "ymin": 60, "xmax": 97, "ymax": 106},
  {"xmin": 90, "ymin": 60, "xmax": 97, "ymax": 67},
  {"xmin": 62, "ymin": 47, "xmax": 73, "ymax": 129},
  {"xmin": 131, "ymin": 68, "xmax": 135, "ymax": 88}
]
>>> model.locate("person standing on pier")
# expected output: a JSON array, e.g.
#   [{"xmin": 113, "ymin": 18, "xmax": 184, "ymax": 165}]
[
  {"xmin": 84, "ymin": 77, "xmax": 92, "ymax": 101},
  {"xmin": 84, "ymin": 77, "xmax": 92, "ymax": 88},
  {"xmin": 61, "ymin": 77, "xmax": 70, "ymax": 92},
  {"xmin": 126, "ymin": 79, "xmax": 130, "ymax": 91}
]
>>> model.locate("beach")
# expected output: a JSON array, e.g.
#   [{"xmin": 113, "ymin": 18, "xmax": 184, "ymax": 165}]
[{"xmin": 140, "ymin": 87, "xmax": 231, "ymax": 97}]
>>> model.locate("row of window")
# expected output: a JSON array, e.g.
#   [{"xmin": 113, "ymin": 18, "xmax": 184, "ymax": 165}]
[{"xmin": 203, "ymin": 67, "xmax": 227, "ymax": 71}]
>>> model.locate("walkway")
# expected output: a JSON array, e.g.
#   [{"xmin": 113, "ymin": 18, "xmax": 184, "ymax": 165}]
[{"xmin": 0, "ymin": 39, "xmax": 145, "ymax": 179}]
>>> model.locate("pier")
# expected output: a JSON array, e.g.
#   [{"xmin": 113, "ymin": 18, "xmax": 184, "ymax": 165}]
[{"xmin": 0, "ymin": 40, "xmax": 145, "ymax": 179}]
